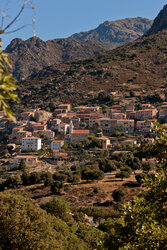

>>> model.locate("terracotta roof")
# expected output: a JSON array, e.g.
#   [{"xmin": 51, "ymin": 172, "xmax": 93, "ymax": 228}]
[
  {"xmin": 117, "ymin": 119, "xmax": 134, "ymax": 122},
  {"xmin": 58, "ymin": 104, "xmax": 70, "ymax": 106},
  {"xmin": 17, "ymin": 131, "xmax": 29, "ymax": 133},
  {"xmin": 52, "ymin": 140, "xmax": 64, "ymax": 143},
  {"xmin": 72, "ymin": 130, "xmax": 89, "ymax": 134},
  {"xmin": 75, "ymin": 106, "xmax": 99, "ymax": 109},
  {"xmin": 15, "ymin": 155, "xmax": 37, "ymax": 159},
  {"xmin": 98, "ymin": 136, "xmax": 110, "ymax": 140}
]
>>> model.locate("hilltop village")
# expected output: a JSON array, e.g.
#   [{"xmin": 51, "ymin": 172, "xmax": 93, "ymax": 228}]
[{"xmin": 0, "ymin": 101, "xmax": 167, "ymax": 169}]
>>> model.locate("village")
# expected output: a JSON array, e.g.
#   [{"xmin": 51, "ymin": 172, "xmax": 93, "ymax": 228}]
[{"xmin": 0, "ymin": 100, "xmax": 167, "ymax": 170}]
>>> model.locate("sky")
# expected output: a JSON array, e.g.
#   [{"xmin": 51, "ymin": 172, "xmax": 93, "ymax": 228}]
[{"xmin": 0, "ymin": 0, "xmax": 167, "ymax": 48}]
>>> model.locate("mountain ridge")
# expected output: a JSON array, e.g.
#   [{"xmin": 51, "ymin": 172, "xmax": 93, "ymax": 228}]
[
  {"xmin": 70, "ymin": 17, "xmax": 153, "ymax": 49},
  {"xmin": 5, "ymin": 36, "xmax": 104, "ymax": 80},
  {"xmin": 5, "ymin": 17, "xmax": 152, "ymax": 80}
]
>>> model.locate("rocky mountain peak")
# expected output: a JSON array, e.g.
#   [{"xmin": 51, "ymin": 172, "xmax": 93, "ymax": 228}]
[{"xmin": 146, "ymin": 4, "xmax": 167, "ymax": 36}]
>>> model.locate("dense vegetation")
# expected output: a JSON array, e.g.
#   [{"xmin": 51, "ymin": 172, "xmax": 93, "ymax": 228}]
[{"xmin": 0, "ymin": 125, "xmax": 167, "ymax": 248}]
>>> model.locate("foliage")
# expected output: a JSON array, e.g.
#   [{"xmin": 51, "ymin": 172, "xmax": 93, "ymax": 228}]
[
  {"xmin": 0, "ymin": 40, "xmax": 19, "ymax": 121},
  {"xmin": 76, "ymin": 223, "xmax": 105, "ymax": 249},
  {"xmin": 18, "ymin": 159, "xmax": 27, "ymax": 171},
  {"xmin": 51, "ymin": 181, "xmax": 63, "ymax": 194},
  {"xmin": 41, "ymin": 197, "xmax": 71, "ymax": 222},
  {"xmin": 142, "ymin": 161, "xmax": 154, "ymax": 173},
  {"xmin": 0, "ymin": 192, "xmax": 65, "ymax": 249},
  {"xmin": 115, "ymin": 171, "xmax": 130, "ymax": 181},
  {"xmin": 135, "ymin": 173, "xmax": 147, "ymax": 186},
  {"xmin": 112, "ymin": 188, "xmax": 125, "ymax": 203},
  {"xmin": 104, "ymin": 124, "xmax": 167, "ymax": 248}
]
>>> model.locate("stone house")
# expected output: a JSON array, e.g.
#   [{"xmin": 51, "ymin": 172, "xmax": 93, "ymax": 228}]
[
  {"xmin": 57, "ymin": 123, "xmax": 70, "ymax": 135},
  {"xmin": 116, "ymin": 119, "xmax": 134, "ymax": 134},
  {"xmin": 34, "ymin": 110, "xmax": 52, "ymax": 122},
  {"xmin": 53, "ymin": 150, "xmax": 68, "ymax": 160},
  {"xmin": 12, "ymin": 130, "xmax": 32, "ymax": 144},
  {"xmin": 98, "ymin": 136, "xmax": 111, "ymax": 149},
  {"xmin": 57, "ymin": 104, "xmax": 71, "ymax": 112},
  {"xmin": 32, "ymin": 124, "xmax": 47, "ymax": 131},
  {"xmin": 33, "ymin": 130, "xmax": 55, "ymax": 140},
  {"xmin": 136, "ymin": 120, "xmax": 156, "ymax": 134},
  {"xmin": 74, "ymin": 106, "xmax": 100, "ymax": 114},
  {"xmin": 13, "ymin": 155, "xmax": 38, "ymax": 166},
  {"xmin": 51, "ymin": 140, "xmax": 64, "ymax": 150},
  {"xmin": 135, "ymin": 109, "xmax": 158, "ymax": 120},
  {"xmin": 70, "ymin": 130, "xmax": 90, "ymax": 143}
]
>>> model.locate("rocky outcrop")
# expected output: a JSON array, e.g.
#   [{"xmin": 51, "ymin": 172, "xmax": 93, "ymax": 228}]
[{"xmin": 146, "ymin": 4, "xmax": 167, "ymax": 36}]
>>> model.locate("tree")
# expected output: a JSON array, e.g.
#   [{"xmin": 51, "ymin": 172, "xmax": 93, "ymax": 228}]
[
  {"xmin": 126, "ymin": 156, "xmax": 141, "ymax": 174},
  {"xmin": 0, "ymin": 41, "xmax": 19, "ymax": 121},
  {"xmin": 41, "ymin": 197, "xmax": 71, "ymax": 222},
  {"xmin": 4, "ymin": 172, "xmax": 23, "ymax": 188},
  {"xmin": 18, "ymin": 159, "xmax": 26, "ymax": 171},
  {"xmin": 50, "ymin": 181, "xmax": 63, "ymax": 194},
  {"xmin": 112, "ymin": 189, "xmax": 125, "ymax": 203},
  {"xmin": 76, "ymin": 223, "xmax": 105, "ymax": 249},
  {"xmin": 82, "ymin": 170, "xmax": 104, "ymax": 182},
  {"xmin": 29, "ymin": 172, "xmax": 41, "ymax": 184},
  {"xmin": 41, "ymin": 172, "xmax": 53, "ymax": 186},
  {"xmin": 0, "ymin": 192, "xmax": 65, "ymax": 249},
  {"xmin": 115, "ymin": 171, "xmax": 130, "ymax": 181},
  {"xmin": 0, "ymin": 0, "xmax": 35, "ymax": 121},
  {"xmin": 135, "ymin": 173, "xmax": 147, "ymax": 186},
  {"xmin": 142, "ymin": 161, "xmax": 154, "ymax": 173}
]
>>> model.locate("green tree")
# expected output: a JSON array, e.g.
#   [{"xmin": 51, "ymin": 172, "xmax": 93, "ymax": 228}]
[
  {"xmin": 41, "ymin": 197, "xmax": 71, "ymax": 222},
  {"xmin": 0, "ymin": 0, "xmax": 36, "ymax": 120},
  {"xmin": 0, "ymin": 40, "xmax": 19, "ymax": 121},
  {"xmin": 142, "ymin": 161, "xmax": 154, "ymax": 173},
  {"xmin": 135, "ymin": 173, "xmax": 147, "ymax": 186},
  {"xmin": 115, "ymin": 171, "xmax": 130, "ymax": 181},
  {"xmin": 0, "ymin": 192, "xmax": 65, "ymax": 249},
  {"xmin": 18, "ymin": 159, "xmax": 27, "ymax": 171},
  {"xmin": 112, "ymin": 188, "xmax": 125, "ymax": 203}
]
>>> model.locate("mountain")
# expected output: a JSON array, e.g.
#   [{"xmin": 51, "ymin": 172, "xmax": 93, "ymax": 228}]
[
  {"xmin": 6, "ymin": 17, "xmax": 153, "ymax": 81},
  {"xmin": 5, "ymin": 37, "xmax": 104, "ymax": 80},
  {"xmin": 70, "ymin": 17, "xmax": 153, "ymax": 49},
  {"xmin": 146, "ymin": 4, "xmax": 167, "ymax": 36},
  {"xmin": 12, "ymin": 5, "xmax": 167, "ymax": 110},
  {"xmin": 15, "ymin": 27, "xmax": 167, "ymax": 111}
]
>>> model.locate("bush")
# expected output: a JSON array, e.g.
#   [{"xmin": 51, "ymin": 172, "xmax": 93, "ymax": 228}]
[
  {"xmin": 112, "ymin": 189, "xmax": 125, "ymax": 202},
  {"xmin": 115, "ymin": 171, "xmax": 130, "ymax": 181},
  {"xmin": 41, "ymin": 197, "xmax": 71, "ymax": 222},
  {"xmin": 135, "ymin": 173, "xmax": 147, "ymax": 186}
]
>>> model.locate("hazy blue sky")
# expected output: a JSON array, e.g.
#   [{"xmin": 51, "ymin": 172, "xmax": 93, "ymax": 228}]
[{"xmin": 0, "ymin": 0, "xmax": 167, "ymax": 48}]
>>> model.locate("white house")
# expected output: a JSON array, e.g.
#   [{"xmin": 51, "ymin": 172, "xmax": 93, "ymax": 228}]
[
  {"xmin": 22, "ymin": 137, "xmax": 41, "ymax": 151},
  {"xmin": 51, "ymin": 140, "xmax": 64, "ymax": 150}
]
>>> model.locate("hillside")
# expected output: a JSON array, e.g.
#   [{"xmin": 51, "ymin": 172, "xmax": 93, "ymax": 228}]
[
  {"xmin": 5, "ymin": 37, "xmax": 104, "ymax": 80},
  {"xmin": 15, "ymin": 28, "xmax": 167, "ymax": 111},
  {"xmin": 5, "ymin": 17, "xmax": 152, "ymax": 81},
  {"xmin": 70, "ymin": 17, "xmax": 153, "ymax": 49}
]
